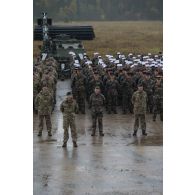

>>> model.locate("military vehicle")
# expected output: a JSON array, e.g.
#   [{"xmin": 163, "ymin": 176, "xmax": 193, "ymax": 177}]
[{"xmin": 34, "ymin": 12, "xmax": 95, "ymax": 79}]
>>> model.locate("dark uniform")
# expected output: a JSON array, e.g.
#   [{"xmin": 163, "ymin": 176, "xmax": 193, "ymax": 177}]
[
  {"xmin": 71, "ymin": 70, "xmax": 86, "ymax": 114},
  {"xmin": 89, "ymin": 87, "xmax": 105, "ymax": 136},
  {"xmin": 105, "ymin": 74, "xmax": 119, "ymax": 114},
  {"xmin": 121, "ymin": 73, "xmax": 134, "ymax": 114},
  {"xmin": 153, "ymin": 82, "xmax": 163, "ymax": 121},
  {"xmin": 139, "ymin": 73, "xmax": 154, "ymax": 113}
]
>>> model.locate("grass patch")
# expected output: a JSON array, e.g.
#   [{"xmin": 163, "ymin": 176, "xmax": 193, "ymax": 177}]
[{"xmin": 33, "ymin": 21, "xmax": 162, "ymax": 58}]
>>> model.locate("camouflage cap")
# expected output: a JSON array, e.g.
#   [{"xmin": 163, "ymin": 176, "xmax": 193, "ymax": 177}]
[
  {"xmin": 138, "ymin": 83, "xmax": 143, "ymax": 87},
  {"xmin": 95, "ymin": 86, "xmax": 100, "ymax": 89}
]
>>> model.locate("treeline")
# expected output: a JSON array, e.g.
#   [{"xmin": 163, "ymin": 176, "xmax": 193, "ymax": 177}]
[{"xmin": 33, "ymin": 0, "xmax": 163, "ymax": 21}]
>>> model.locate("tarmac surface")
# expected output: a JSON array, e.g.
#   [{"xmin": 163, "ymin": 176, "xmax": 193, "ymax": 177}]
[{"xmin": 33, "ymin": 80, "xmax": 163, "ymax": 195}]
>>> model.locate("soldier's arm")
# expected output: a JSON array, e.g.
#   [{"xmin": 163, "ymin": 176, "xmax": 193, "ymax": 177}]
[
  {"xmin": 131, "ymin": 93, "xmax": 135, "ymax": 105},
  {"xmin": 34, "ymin": 94, "xmax": 40, "ymax": 107},
  {"xmin": 74, "ymin": 101, "xmax": 79, "ymax": 114},
  {"xmin": 89, "ymin": 94, "xmax": 93, "ymax": 108},
  {"xmin": 102, "ymin": 94, "xmax": 106, "ymax": 106},
  {"xmin": 60, "ymin": 101, "xmax": 65, "ymax": 113}
]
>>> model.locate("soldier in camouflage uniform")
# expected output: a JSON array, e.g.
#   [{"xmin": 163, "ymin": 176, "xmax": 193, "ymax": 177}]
[
  {"xmin": 33, "ymin": 71, "xmax": 41, "ymax": 113},
  {"xmin": 71, "ymin": 67, "xmax": 86, "ymax": 114},
  {"xmin": 139, "ymin": 72, "xmax": 154, "ymax": 113},
  {"xmin": 105, "ymin": 72, "xmax": 119, "ymax": 114},
  {"xmin": 88, "ymin": 72, "xmax": 104, "ymax": 97},
  {"xmin": 35, "ymin": 87, "xmax": 53, "ymax": 136},
  {"xmin": 121, "ymin": 72, "xmax": 134, "ymax": 114},
  {"xmin": 153, "ymin": 76, "xmax": 163, "ymax": 121},
  {"xmin": 89, "ymin": 86, "xmax": 105, "ymax": 136},
  {"xmin": 60, "ymin": 92, "xmax": 79, "ymax": 148},
  {"xmin": 131, "ymin": 84, "xmax": 147, "ymax": 136}
]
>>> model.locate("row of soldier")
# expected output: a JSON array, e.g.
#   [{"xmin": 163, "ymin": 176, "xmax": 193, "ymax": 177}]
[
  {"xmin": 33, "ymin": 52, "xmax": 163, "ymax": 147},
  {"xmin": 33, "ymin": 56, "xmax": 58, "ymax": 136},
  {"xmin": 70, "ymin": 52, "xmax": 163, "ymax": 121}
]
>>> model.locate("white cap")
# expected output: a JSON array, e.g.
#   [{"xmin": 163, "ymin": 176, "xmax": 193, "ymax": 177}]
[
  {"xmin": 114, "ymin": 60, "xmax": 120, "ymax": 64},
  {"xmin": 117, "ymin": 64, "xmax": 123, "ymax": 67}
]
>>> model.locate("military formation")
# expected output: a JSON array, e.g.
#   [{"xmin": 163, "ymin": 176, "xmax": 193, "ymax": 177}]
[
  {"xmin": 33, "ymin": 51, "xmax": 163, "ymax": 147},
  {"xmin": 33, "ymin": 56, "xmax": 58, "ymax": 136}
]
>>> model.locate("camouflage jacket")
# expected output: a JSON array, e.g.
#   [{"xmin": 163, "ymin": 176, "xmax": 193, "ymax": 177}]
[
  {"xmin": 90, "ymin": 93, "xmax": 105, "ymax": 113},
  {"xmin": 35, "ymin": 88, "xmax": 53, "ymax": 115},
  {"xmin": 132, "ymin": 90, "xmax": 147, "ymax": 114},
  {"xmin": 60, "ymin": 99, "xmax": 78, "ymax": 118},
  {"xmin": 153, "ymin": 85, "xmax": 163, "ymax": 104},
  {"xmin": 71, "ymin": 74, "xmax": 86, "ymax": 92},
  {"xmin": 121, "ymin": 77, "xmax": 133, "ymax": 95},
  {"xmin": 105, "ymin": 79, "xmax": 119, "ymax": 96}
]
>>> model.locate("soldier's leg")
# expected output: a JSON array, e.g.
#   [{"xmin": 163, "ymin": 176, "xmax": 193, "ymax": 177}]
[
  {"xmin": 63, "ymin": 117, "xmax": 70, "ymax": 145},
  {"xmin": 97, "ymin": 112, "xmax": 104, "ymax": 136},
  {"xmin": 133, "ymin": 114, "xmax": 139, "ymax": 136},
  {"xmin": 107, "ymin": 94, "xmax": 112, "ymax": 114},
  {"xmin": 140, "ymin": 114, "xmax": 147, "ymax": 135},
  {"xmin": 122, "ymin": 94, "xmax": 127, "ymax": 114},
  {"xmin": 80, "ymin": 95, "xmax": 85, "ymax": 114},
  {"xmin": 149, "ymin": 95, "xmax": 153, "ymax": 114},
  {"xmin": 91, "ymin": 112, "xmax": 97, "ymax": 136},
  {"xmin": 45, "ymin": 114, "xmax": 52, "ymax": 136},
  {"xmin": 129, "ymin": 95, "xmax": 133, "ymax": 113},
  {"xmin": 38, "ymin": 115, "xmax": 44, "ymax": 136},
  {"xmin": 153, "ymin": 104, "xmax": 157, "ymax": 121},
  {"xmin": 70, "ymin": 117, "xmax": 77, "ymax": 147},
  {"xmin": 112, "ymin": 95, "xmax": 117, "ymax": 114},
  {"xmin": 160, "ymin": 104, "xmax": 163, "ymax": 121}
]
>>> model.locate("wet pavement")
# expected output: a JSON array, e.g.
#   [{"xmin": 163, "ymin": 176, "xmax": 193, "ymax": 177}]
[{"xmin": 34, "ymin": 80, "xmax": 163, "ymax": 195}]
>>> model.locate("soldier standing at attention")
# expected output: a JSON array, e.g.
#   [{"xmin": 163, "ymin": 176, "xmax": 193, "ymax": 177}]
[
  {"xmin": 71, "ymin": 67, "xmax": 86, "ymax": 114},
  {"xmin": 89, "ymin": 86, "xmax": 105, "ymax": 136},
  {"xmin": 35, "ymin": 87, "xmax": 53, "ymax": 137},
  {"xmin": 60, "ymin": 92, "xmax": 79, "ymax": 148},
  {"xmin": 131, "ymin": 84, "xmax": 148, "ymax": 136}
]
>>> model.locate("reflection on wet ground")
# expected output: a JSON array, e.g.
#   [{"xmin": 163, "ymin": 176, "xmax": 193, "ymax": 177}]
[{"xmin": 34, "ymin": 80, "xmax": 163, "ymax": 195}]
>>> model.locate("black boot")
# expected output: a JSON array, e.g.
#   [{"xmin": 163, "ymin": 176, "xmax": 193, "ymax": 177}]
[
  {"xmin": 73, "ymin": 141, "xmax": 78, "ymax": 147},
  {"xmin": 99, "ymin": 132, "xmax": 104, "ymax": 136},
  {"xmin": 62, "ymin": 142, "xmax": 67, "ymax": 148},
  {"xmin": 142, "ymin": 130, "xmax": 147, "ymax": 136},
  {"xmin": 91, "ymin": 130, "xmax": 96, "ymax": 136},
  {"xmin": 48, "ymin": 131, "xmax": 52, "ymax": 136},
  {"xmin": 133, "ymin": 131, "xmax": 137, "ymax": 136},
  {"xmin": 37, "ymin": 131, "xmax": 42, "ymax": 137}
]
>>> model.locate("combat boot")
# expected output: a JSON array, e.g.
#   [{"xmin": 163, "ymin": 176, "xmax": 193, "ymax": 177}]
[
  {"xmin": 37, "ymin": 131, "xmax": 42, "ymax": 137},
  {"xmin": 133, "ymin": 131, "xmax": 137, "ymax": 136},
  {"xmin": 99, "ymin": 132, "xmax": 104, "ymax": 136},
  {"xmin": 73, "ymin": 141, "xmax": 78, "ymax": 147},
  {"xmin": 48, "ymin": 131, "xmax": 52, "ymax": 136},
  {"xmin": 62, "ymin": 142, "xmax": 67, "ymax": 148},
  {"xmin": 142, "ymin": 130, "xmax": 147, "ymax": 136}
]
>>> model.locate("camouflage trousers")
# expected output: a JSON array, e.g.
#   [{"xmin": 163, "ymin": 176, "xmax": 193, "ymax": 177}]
[
  {"xmin": 134, "ymin": 114, "xmax": 146, "ymax": 133},
  {"xmin": 38, "ymin": 114, "xmax": 52, "ymax": 133},
  {"xmin": 153, "ymin": 101, "xmax": 163, "ymax": 121},
  {"xmin": 107, "ymin": 94, "xmax": 117, "ymax": 113},
  {"xmin": 75, "ymin": 90, "xmax": 85, "ymax": 113},
  {"xmin": 122, "ymin": 94, "xmax": 133, "ymax": 113},
  {"xmin": 63, "ymin": 115, "xmax": 77, "ymax": 143},
  {"xmin": 147, "ymin": 94, "xmax": 153, "ymax": 113},
  {"xmin": 91, "ymin": 111, "xmax": 103, "ymax": 134}
]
